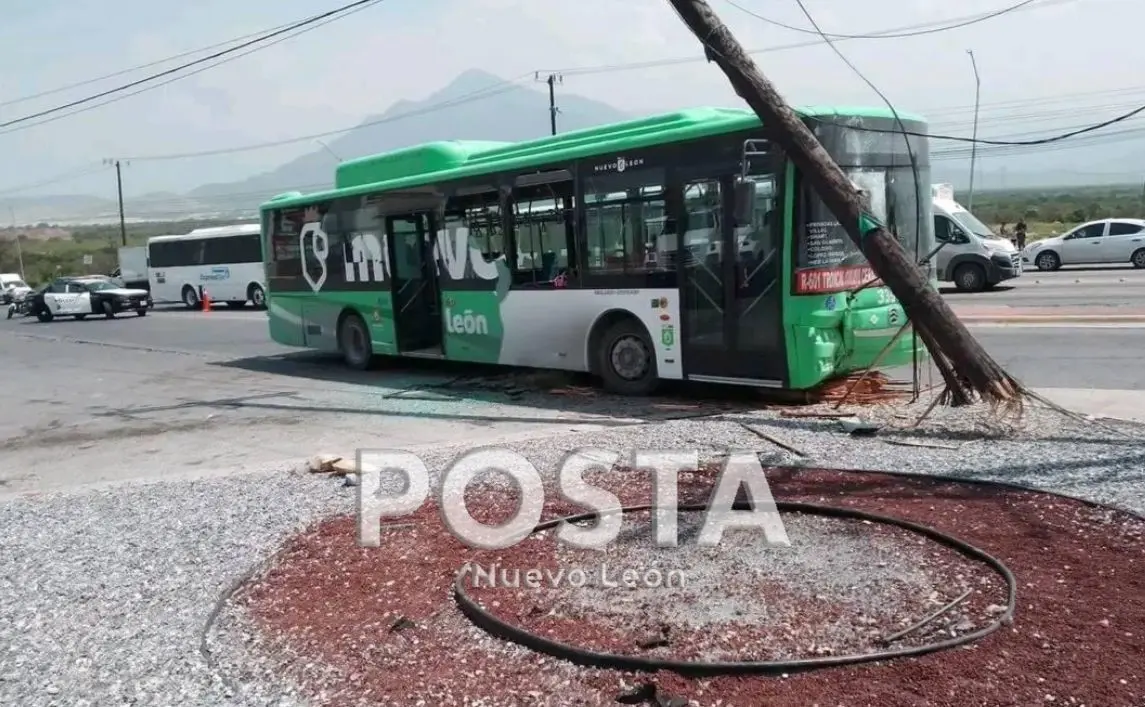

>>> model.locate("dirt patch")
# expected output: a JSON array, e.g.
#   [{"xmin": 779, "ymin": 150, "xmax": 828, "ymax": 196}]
[
  {"xmin": 230, "ymin": 467, "xmax": 1145, "ymax": 706},
  {"xmin": 461, "ymin": 509, "xmax": 1008, "ymax": 663}
]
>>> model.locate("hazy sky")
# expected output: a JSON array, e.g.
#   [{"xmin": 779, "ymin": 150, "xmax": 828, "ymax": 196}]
[{"xmin": 0, "ymin": 0, "xmax": 1140, "ymax": 200}]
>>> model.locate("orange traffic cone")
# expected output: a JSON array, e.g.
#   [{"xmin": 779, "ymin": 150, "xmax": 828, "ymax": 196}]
[{"xmin": 201, "ymin": 288, "xmax": 212, "ymax": 312}]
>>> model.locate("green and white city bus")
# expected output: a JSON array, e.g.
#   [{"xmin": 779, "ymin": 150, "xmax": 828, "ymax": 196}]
[{"xmin": 259, "ymin": 106, "xmax": 932, "ymax": 395}]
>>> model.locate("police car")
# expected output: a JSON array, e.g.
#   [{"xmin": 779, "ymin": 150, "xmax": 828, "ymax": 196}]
[{"xmin": 30, "ymin": 276, "xmax": 152, "ymax": 322}]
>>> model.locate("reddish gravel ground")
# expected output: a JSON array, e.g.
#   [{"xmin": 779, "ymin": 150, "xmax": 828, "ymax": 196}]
[{"xmin": 233, "ymin": 466, "xmax": 1145, "ymax": 706}]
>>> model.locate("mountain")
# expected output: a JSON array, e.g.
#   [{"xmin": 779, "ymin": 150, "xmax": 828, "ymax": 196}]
[
  {"xmin": 190, "ymin": 69, "xmax": 630, "ymax": 201},
  {"xmin": 5, "ymin": 70, "xmax": 631, "ymax": 225}
]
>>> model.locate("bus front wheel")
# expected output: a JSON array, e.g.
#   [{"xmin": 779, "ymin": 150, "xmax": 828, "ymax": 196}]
[
  {"xmin": 338, "ymin": 313, "xmax": 374, "ymax": 371},
  {"xmin": 597, "ymin": 318, "xmax": 659, "ymax": 396}
]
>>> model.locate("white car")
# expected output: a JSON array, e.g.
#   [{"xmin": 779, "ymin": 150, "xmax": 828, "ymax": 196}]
[
  {"xmin": 31, "ymin": 276, "xmax": 152, "ymax": 322},
  {"xmin": 1021, "ymin": 218, "xmax": 1145, "ymax": 271}
]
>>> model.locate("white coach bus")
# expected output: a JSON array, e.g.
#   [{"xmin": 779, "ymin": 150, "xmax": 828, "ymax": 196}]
[{"xmin": 147, "ymin": 223, "xmax": 267, "ymax": 309}]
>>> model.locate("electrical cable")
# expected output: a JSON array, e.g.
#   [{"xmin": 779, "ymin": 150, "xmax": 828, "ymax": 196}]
[
  {"xmin": 453, "ymin": 498, "xmax": 1018, "ymax": 676},
  {"xmin": 0, "ymin": 163, "xmax": 110, "ymax": 197},
  {"xmin": 814, "ymin": 101, "xmax": 1145, "ymax": 148},
  {"xmin": 539, "ymin": 0, "xmax": 1091, "ymax": 78},
  {"xmin": 0, "ymin": 0, "xmax": 384, "ymax": 139},
  {"xmin": 110, "ymin": 87, "xmax": 1145, "ymax": 165},
  {"xmin": 777, "ymin": 0, "xmax": 923, "ymax": 397},
  {"xmin": 724, "ymin": 0, "xmax": 1047, "ymax": 39},
  {"xmin": 774, "ymin": 1, "xmax": 922, "ymax": 277},
  {"xmin": 0, "ymin": 0, "xmax": 387, "ymax": 131},
  {"xmin": 0, "ymin": 18, "xmax": 317, "ymax": 110},
  {"xmin": 117, "ymin": 77, "xmax": 532, "ymax": 161}
]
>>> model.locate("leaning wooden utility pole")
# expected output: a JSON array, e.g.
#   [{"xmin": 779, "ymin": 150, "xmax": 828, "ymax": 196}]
[{"xmin": 665, "ymin": 0, "xmax": 1019, "ymax": 406}]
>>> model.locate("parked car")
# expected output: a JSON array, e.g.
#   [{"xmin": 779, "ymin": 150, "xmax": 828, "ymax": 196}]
[
  {"xmin": 1021, "ymin": 218, "xmax": 1145, "ymax": 270},
  {"xmin": 28, "ymin": 276, "xmax": 152, "ymax": 322}
]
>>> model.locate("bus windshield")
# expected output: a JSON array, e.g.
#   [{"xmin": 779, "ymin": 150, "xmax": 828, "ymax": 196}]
[{"xmin": 794, "ymin": 117, "xmax": 934, "ymax": 293}]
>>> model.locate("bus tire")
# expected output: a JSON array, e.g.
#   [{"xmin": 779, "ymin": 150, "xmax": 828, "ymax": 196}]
[
  {"xmin": 249, "ymin": 283, "xmax": 266, "ymax": 309},
  {"xmin": 182, "ymin": 286, "xmax": 200, "ymax": 309},
  {"xmin": 337, "ymin": 312, "xmax": 374, "ymax": 371},
  {"xmin": 596, "ymin": 316, "xmax": 659, "ymax": 396}
]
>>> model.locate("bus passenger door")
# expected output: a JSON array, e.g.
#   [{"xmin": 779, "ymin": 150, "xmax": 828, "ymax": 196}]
[
  {"xmin": 724, "ymin": 172, "xmax": 785, "ymax": 382},
  {"xmin": 678, "ymin": 169, "xmax": 786, "ymax": 386},
  {"xmin": 386, "ymin": 213, "xmax": 443, "ymax": 355}
]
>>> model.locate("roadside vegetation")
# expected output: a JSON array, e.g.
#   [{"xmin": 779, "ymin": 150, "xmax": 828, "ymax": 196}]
[
  {"xmin": 1, "ymin": 183, "xmax": 1144, "ymax": 284},
  {"xmin": 0, "ymin": 219, "xmax": 251, "ymax": 285},
  {"xmin": 971, "ymin": 183, "xmax": 1145, "ymax": 242}
]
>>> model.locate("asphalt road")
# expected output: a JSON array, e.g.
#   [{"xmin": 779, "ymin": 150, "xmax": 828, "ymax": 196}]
[
  {"xmin": 941, "ymin": 264, "xmax": 1145, "ymax": 308},
  {"xmin": 4, "ymin": 302, "xmax": 1140, "ymax": 391},
  {"xmin": 2, "ymin": 291, "xmax": 1140, "ymax": 494},
  {"xmin": 0, "ymin": 307, "xmax": 665, "ymax": 496}
]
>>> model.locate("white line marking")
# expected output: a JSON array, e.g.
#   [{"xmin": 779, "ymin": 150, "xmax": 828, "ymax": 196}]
[{"xmin": 967, "ymin": 322, "xmax": 1145, "ymax": 329}]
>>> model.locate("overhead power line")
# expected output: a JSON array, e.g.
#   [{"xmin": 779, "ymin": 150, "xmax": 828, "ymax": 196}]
[
  {"xmin": 0, "ymin": 164, "xmax": 111, "ymax": 198},
  {"xmin": 537, "ymin": 0, "xmax": 1088, "ymax": 77},
  {"xmin": 723, "ymin": 0, "xmax": 1049, "ymax": 40},
  {"xmin": 0, "ymin": 0, "xmax": 385, "ymax": 138},
  {"xmin": 0, "ymin": 0, "xmax": 386, "ymax": 131},
  {"xmin": 120, "ymin": 77, "xmax": 531, "ymax": 161},
  {"xmin": 0, "ymin": 20, "xmax": 308, "ymax": 110}
]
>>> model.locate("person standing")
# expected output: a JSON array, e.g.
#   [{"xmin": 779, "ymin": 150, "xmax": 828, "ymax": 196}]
[{"xmin": 1015, "ymin": 220, "xmax": 1028, "ymax": 250}]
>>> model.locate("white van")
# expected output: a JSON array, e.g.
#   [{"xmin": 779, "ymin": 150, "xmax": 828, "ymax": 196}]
[
  {"xmin": 931, "ymin": 184, "xmax": 1022, "ymax": 292},
  {"xmin": 0, "ymin": 273, "xmax": 31, "ymax": 305}
]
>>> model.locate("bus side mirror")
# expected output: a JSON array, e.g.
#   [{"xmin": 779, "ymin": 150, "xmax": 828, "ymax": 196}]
[{"xmin": 734, "ymin": 181, "xmax": 756, "ymax": 224}]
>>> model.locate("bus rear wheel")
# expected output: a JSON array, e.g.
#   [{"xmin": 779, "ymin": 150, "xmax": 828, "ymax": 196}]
[
  {"xmin": 182, "ymin": 286, "xmax": 200, "ymax": 309},
  {"xmin": 338, "ymin": 313, "xmax": 374, "ymax": 371},
  {"xmin": 597, "ymin": 318, "xmax": 659, "ymax": 396},
  {"xmin": 249, "ymin": 283, "xmax": 266, "ymax": 309}
]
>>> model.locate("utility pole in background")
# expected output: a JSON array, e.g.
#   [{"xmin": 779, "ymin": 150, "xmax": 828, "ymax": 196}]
[
  {"xmin": 103, "ymin": 158, "xmax": 128, "ymax": 246},
  {"xmin": 536, "ymin": 72, "xmax": 562, "ymax": 135},
  {"xmin": 966, "ymin": 50, "xmax": 981, "ymax": 212},
  {"xmin": 8, "ymin": 206, "xmax": 25, "ymax": 279},
  {"xmin": 315, "ymin": 139, "xmax": 343, "ymax": 162}
]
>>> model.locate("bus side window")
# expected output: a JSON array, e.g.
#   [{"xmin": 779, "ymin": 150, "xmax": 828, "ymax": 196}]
[
  {"xmin": 581, "ymin": 167, "xmax": 673, "ymax": 288},
  {"xmin": 508, "ymin": 178, "xmax": 575, "ymax": 288},
  {"xmin": 268, "ymin": 208, "xmax": 305, "ymax": 279},
  {"xmin": 442, "ymin": 189, "xmax": 502, "ymax": 281}
]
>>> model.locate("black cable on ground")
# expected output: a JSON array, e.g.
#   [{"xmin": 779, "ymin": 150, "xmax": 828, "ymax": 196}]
[{"xmin": 453, "ymin": 498, "xmax": 1018, "ymax": 677}]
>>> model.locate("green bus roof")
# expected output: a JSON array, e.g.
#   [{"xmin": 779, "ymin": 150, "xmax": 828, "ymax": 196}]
[{"xmin": 261, "ymin": 105, "xmax": 926, "ymax": 210}]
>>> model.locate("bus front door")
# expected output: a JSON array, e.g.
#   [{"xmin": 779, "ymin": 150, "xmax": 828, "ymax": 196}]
[
  {"xmin": 386, "ymin": 213, "xmax": 444, "ymax": 356},
  {"xmin": 678, "ymin": 174, "xmax": 786, "ymax": 387}
]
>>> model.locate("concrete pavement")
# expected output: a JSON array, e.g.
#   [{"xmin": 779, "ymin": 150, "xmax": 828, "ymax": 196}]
[
  {"xmin": 1030, "ymin": 388, "xmax": 1145, "ymax": 423},
  {"xmin": 952, "ymin": 304, "xmax": 1145, "ymax": 323}
]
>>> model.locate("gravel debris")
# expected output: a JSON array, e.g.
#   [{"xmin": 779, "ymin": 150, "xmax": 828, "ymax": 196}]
[{"xmin": 1, "ymin": 391, "xmax": 1143, "ymax": 705}]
